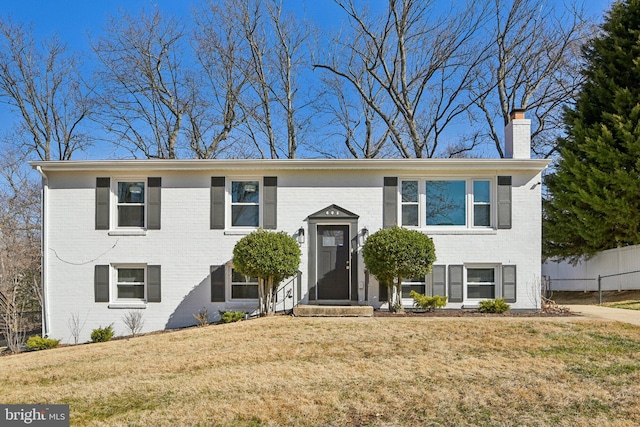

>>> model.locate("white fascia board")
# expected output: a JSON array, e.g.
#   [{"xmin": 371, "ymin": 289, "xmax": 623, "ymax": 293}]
[{"xmin": 30, "ymin": 158, "xmax": 550, "ymax": 173}]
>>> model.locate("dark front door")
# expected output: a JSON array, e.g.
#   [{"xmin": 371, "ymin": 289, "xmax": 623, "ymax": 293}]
[{"xmin": 317, "ymin": 225, "xmax": 350, "ymax": 300}]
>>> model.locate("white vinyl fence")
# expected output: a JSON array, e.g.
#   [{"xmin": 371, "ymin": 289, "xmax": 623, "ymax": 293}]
[{"xmin": 542, "ymin": 245, "xmax": 640, "ymax": 292}]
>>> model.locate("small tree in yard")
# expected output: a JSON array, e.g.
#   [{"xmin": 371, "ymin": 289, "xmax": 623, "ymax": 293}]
[
  {"xmin": 233, "ymin": 230, "xmax": 301, "ymax": 317},
  {"xmin": 363, "ymin": 227, "xmax": 436, "ymax": 313}
]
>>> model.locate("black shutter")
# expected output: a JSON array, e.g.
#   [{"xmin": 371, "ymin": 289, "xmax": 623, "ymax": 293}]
[
  {"xmin": 383, "ymin": 177, "xmax": 398, "ymax": 228},
  {"xmin": 432, "ymin": 265, "xmax": 446, "ymax": 297},
  {"xmin": 448, "ymin": 265, "xmax": 463, "ymax": 303},
  {"xmin": 379, "ymin": 282, "xmax": 388, "ymax": 303},
  {"xmin": 263, "ymin": 177, "xmax": 277, "ymax": 229},
  {"xmin": 497, "ymin": 176, "xmax": 512, "ymax": 229},
  {"xmin": 147, "ymin": 265, "xmax": 161, "ymax": 302},
  {"xmin": 94, "ymin": 265, "xmax": 109, "ymax": 302},
  {"xmin": 211, "ymin": 265, "xmax": 226, "ymax": 302},
  {"xmin": 211, "ymin": 177, "xmax": 225, "ymax": 230},
  {"xmin": 95, "ymin": 178, "xmax": 110, "ymax": 230},
  {"xmin": 147, "ymin": 177, "xmax": 161, "ymax": 230},
  {"xmin": 502, "ymin": 265, "xmax": 517, "ymax": 303}
]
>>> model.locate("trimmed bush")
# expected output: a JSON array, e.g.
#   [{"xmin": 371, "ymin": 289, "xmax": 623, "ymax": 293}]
[
  {"xmin": 25, "ymin": 335, "xmax": 60, "ymax": 351},
  {"xmin": 478, "ymin": 298, "xmax": 511, "ymax": 314},
  {"xmin": 363, "ymin": 226, "xmax": 436, "ymax": 313},
  {"xmin": 410, "ymin": 291, "xmax": 447, "ymax": 311},
  {"xmin": 91, "ymin": 324, "xmax": 115, "ymax": 343},
  {"xmin": 219, "ymin": 310, "xmax": 245, "ymax": 324}
]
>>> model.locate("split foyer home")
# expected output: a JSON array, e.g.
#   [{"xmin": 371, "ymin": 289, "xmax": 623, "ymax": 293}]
[{"xmin": 32, "ymin": 110, "xmax": 549, "ymax": 343}]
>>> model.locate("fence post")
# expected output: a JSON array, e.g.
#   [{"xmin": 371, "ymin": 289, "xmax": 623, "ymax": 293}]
[{"xmin": 598, "ymin": 275, "xmax": 602, "ymax": 305}]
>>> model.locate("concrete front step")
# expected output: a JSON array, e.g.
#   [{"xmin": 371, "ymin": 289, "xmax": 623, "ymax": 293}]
[{"xmin": 293, "ymin": 305, "xmax": 374, "ymax": 317}]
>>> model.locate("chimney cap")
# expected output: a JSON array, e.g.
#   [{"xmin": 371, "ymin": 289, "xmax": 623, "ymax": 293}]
[{"xmin": 510, "ymin": 108, "xmax": 526, "ymax": 120}]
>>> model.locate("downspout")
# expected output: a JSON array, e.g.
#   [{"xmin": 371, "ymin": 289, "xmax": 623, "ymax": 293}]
[{"xmin": 35, "ymin": 166, "xmax": 49, "ymax": 337}]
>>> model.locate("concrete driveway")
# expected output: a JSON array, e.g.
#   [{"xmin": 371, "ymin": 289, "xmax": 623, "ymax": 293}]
[{"xmin": 570, "ymin": 305, "xmax": 640, "ymax": 326}]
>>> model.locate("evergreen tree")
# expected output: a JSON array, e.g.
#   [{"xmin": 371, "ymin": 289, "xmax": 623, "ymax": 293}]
[{"xmin": 544, "ymin": 0, "xmax": 640, "ymax": 262}]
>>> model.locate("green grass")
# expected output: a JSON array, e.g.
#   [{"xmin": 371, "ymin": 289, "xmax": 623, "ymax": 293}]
[
  {"xmin": 604, "ymin": 300, "xmax": 640, "ymax": 311},
  {"xmin": 1, "ymin": 317, "xmax": 640, "ymax": 426}
]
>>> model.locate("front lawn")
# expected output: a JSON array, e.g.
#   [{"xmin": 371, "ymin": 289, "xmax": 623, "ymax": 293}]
[{"xmin": 1, "ymin": 316, "xmax": 639, "ymax": 426}]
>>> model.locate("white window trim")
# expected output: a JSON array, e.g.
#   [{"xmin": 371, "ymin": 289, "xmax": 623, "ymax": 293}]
[
  {"xmin": 228, "ymin": 178, "xmax": 262, "ymax": 229},
  {"xmin": 464, "ymin": 264, "xmax": 500, "ymax": 301},
  {"xmin": 113, "ymin": 178, "xmax": 147, "ymax": 230},
  {"xmin": 226, "ymin": 264, "xmax": 259, "ymax": 302},
  {"xmin": 398, "ymin": 177, "xmax": 495, "ymax": 231},
  {"xmin": 400, "ymin": 179, "xmax": 420, "ymax": 228},
  {"xmin": 110, "ymin": 264, "xmax": 148, "ymax": 306}
]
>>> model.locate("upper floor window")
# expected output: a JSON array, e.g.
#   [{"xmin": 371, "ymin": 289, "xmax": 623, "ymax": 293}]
[
  {"xmin": 401, "ymin": 180, "xmax": 419, "ymax": 227},
  {"xmin": 426, "ymin": 180, "xmax": 466, "ymax": 226},
  {"xmin": 231, "ymin": 180, "xmax": 260, "ymax": 227},
  {"xmin": 473, "ymin": 180, "xmax": 491, "ymax": 227},
  {"xmin": 117, "ymin": 181, "xmax": 145, "ymax": 227},
  {"xmin": 398, "ymin": 179, "xmax": 494, "ymax": 228}
]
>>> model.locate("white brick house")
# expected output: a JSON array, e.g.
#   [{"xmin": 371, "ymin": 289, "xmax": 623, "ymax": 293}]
[{"xmin": 32, "ymin": 111, "xmax": 548, "ymax": 343}]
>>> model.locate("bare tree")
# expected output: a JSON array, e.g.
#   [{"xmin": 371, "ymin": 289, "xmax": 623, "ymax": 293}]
[
  {"xmin": 470, "ymin": 0, "xmax": 589, "ymax": 158},
  {"xmin": 315, "ymin": 0, "xmax": 490, "ymax": 158},
  {"xmin": 237, "ymin": 0, "xmax": 315, "ymax": 159},
  {"xmin": 91, "ymin": 9, "xmax": 192, "ymax": 159},
  {"xmin": 190, "ymin": 0, "xmax": 253, "ymax": 159},
  {"xmin": 0, "ymin": 151, "xmax": 42, "ymax": 353},
  {"xmin": 317, "ymin": 70, "xmax": 395, "ymax": 158},
  {"xmin": 0, "ymin": 17, "xmax": 93, "ymax": 161}
]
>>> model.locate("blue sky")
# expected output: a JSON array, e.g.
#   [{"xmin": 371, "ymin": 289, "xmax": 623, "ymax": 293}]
[{"xmin": 1, "ymin": 0, "xmax": 613, "ymax": 49}]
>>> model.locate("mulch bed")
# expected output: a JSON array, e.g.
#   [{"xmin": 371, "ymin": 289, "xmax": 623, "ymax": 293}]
[{"xmin": 373, "ymin": 309, "xmax": 576, "ymax": 317}]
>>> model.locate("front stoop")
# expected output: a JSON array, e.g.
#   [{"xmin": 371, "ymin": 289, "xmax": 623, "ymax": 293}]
[{"xmin": 293, "ymin": 305, "xmax": 374, "ymax": 317}]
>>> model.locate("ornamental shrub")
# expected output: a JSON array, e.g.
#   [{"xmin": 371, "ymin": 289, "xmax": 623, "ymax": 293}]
[
  {"xmin": 410, "ymin": 291, "xmax": 447, "ymax": 311},
  {"xmin": 478, "ymin": 298, "xmax": 511, "ymax": 314},
  {"xmin": 363, "ymin": 226, "xmax": 436, "ymax": 313},
  {"xmin": 25, "ymin": 335, "xmax": 60, "ymax": 351},
  {"xmin": 90, "ymin": 324, "xmax": 115, "ymax": 343},
  {"xmin": 233, "ymin": 230, "xmax": 301, "ymax": 316},
  {"xmin": 218, "ymin": 310, "xmax": 245, "ymax": 324}
]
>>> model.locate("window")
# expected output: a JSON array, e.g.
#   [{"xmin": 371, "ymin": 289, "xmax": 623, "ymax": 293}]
[
  {"xmin": 401, "ymin": 277, "xmax": 426, "ymax": 298},
  {"xmin": 117, "ymin": 181, "xmax": 145, "ymax": 227},
  {"xmin": 401, "ymin": 180, "xmax": 419, "ymax": 226},
  {"xmin": 231, "ymin": 268, "xmax": 259, "ymax": 299},
  {"xmin": 426, "ymin": 180, "xmax": 466, "ymax": 226},
  {"xmin": 231, "ymin": 181, "xmax": 260, "ymax": 227},
  {"xmin": 467, "ymin": 268, "xmax": 496, "ymax": 299},
  {"xmin": 116, "ymin": 267, "xmax": 145, "ymax": 300},
  {"xmin": 473, "ymin": 180, "xmax": 491, "ymax": 227}
]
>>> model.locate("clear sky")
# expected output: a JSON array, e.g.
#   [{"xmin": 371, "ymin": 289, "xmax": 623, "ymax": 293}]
[{"xmin": 0, "ymin": 0, "xmax": 614, "ymax": 50}]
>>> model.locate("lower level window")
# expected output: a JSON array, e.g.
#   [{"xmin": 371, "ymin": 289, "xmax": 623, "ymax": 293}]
[
  {"xmin": 231, "ymin": 269, "xmax": 259, "ymax": 299},
  {"xmin": 401, "ymin": 277, "xmax": 426, "ymax": 298},
  {"xmin": 467, "ymin": 268, "xmax": 495, "ymax": 299},
  {"xmin": 116, "ymin": 267, "xmax": 145, "ymax": 300}
]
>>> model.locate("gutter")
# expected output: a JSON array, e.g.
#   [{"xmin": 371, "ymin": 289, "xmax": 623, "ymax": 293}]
[{"xmin": 35, "ymin": 166, "xmax": 49, "ymax": 337}]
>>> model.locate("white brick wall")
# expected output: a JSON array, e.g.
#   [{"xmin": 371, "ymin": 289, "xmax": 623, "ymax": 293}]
[{"xmin": 41, "ymin": 162, "xmax": 545, "ymax": 343}]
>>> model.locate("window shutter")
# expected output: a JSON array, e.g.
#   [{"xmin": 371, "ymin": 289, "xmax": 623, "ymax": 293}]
[
  {"xmin": 448, "ymin": 265, "xmax": 463, "ymax": 303},
  {"xmin": 497, "ymin": 176, "xmax": 512, "ymax": 229},
  {"xmin": 502, "ymin": 265, "xmax": 517, "ymax": 303},
  {"xmin": 147, "ymin": 177, "xmax": 161, "ymax": 230},
  {"xmin": 95, "ymin": 178, "xmax": 110, "ymax": 230},
  {"xmin": 147, "ymin": 265, "xmax": 161, "ymax": 302},
  {"xmin": 211, "ymin": 265, "xmax": 225, "ymax": 302},
  {"xmin": 383, "ymin": 177, "xmax": 398, "ymax": 228},
  {"xmin": 263, "ymin": 176, "xmax": 277, "ymax": 229},
  {"xmin": 210, "ymin": 177, "xmax": 225, "ymax": 230},
  {"xmin": 94, "ymin": 265, "xmax": 109, "ymax": 302},
  {"xmin": 432, "ymin": 265, "xmax": 446, "ymax": 297},
  {"xmin": 379, "ymin": 281, "xmax": 388, "ymax": 303}
]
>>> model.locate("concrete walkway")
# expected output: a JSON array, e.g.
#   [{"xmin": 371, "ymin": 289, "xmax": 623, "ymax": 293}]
[{"xmin": 569, "ymin": 305, "xmax": 640, "ymax": 326}]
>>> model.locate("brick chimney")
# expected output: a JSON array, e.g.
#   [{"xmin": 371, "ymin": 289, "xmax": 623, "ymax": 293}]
[{"xmin": 504, "ymin": 108, "xmax": 531, "ymax": 159}]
